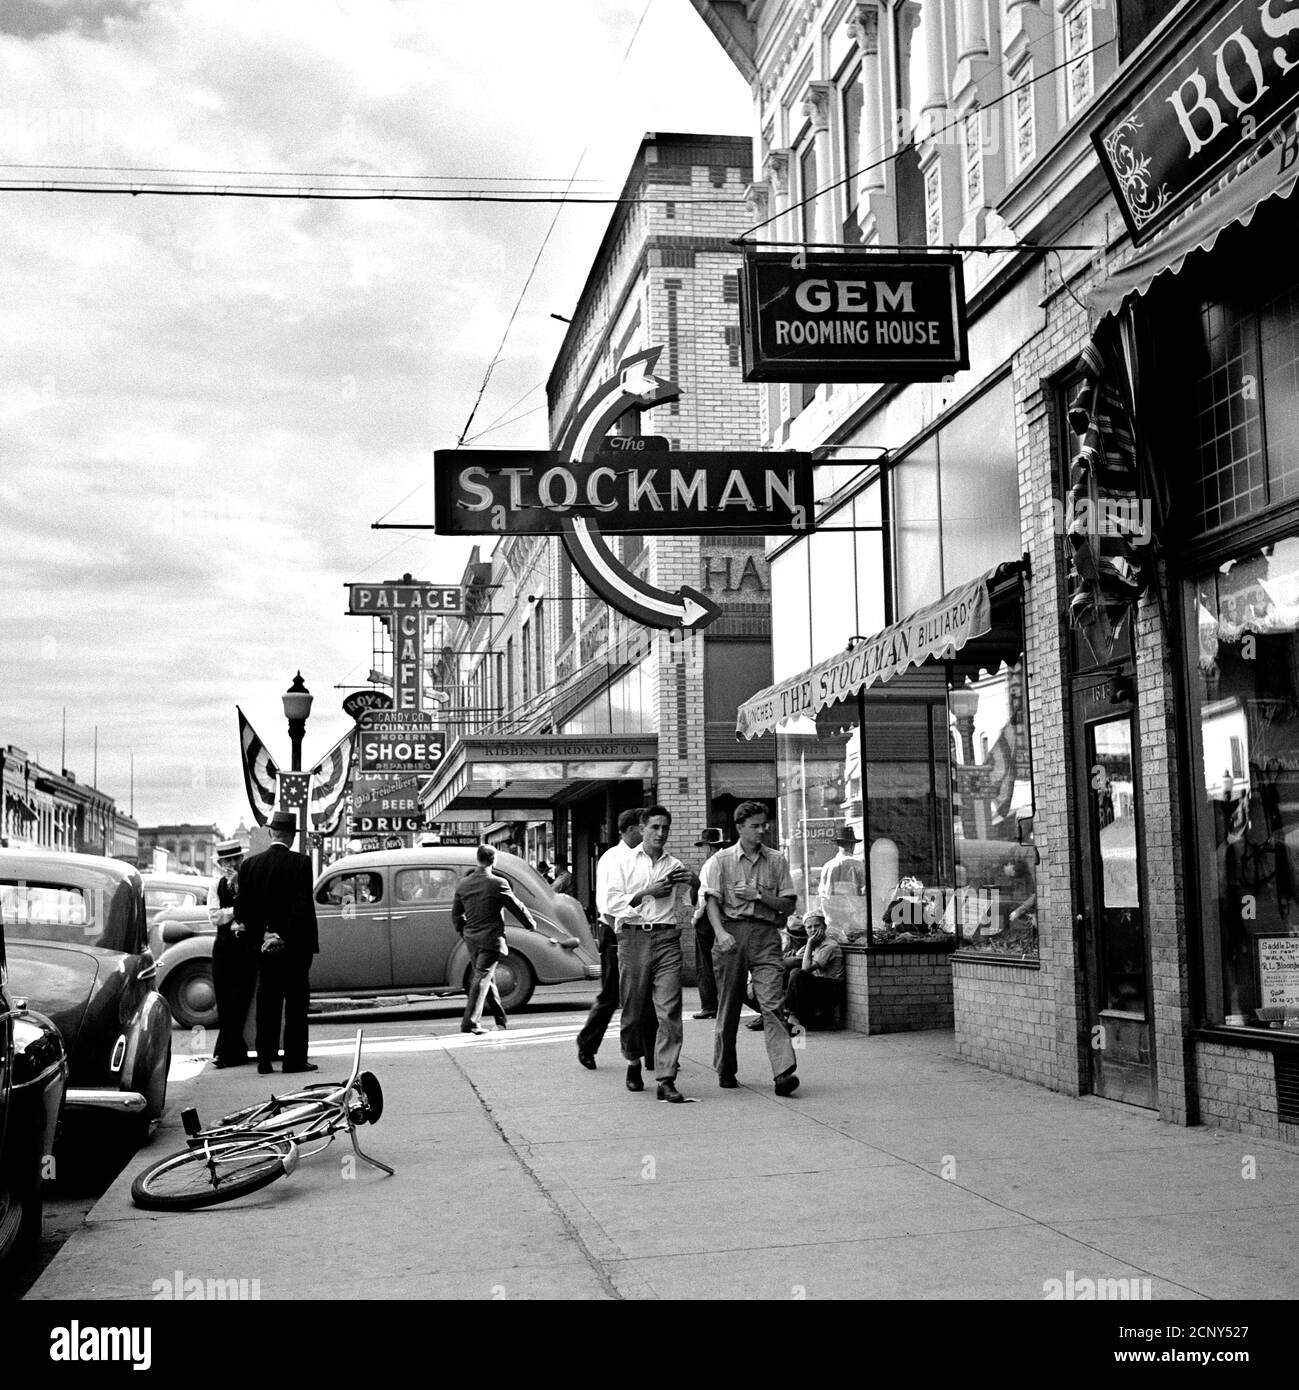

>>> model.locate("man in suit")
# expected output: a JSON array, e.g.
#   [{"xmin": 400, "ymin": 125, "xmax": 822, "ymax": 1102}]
[
  {"xmin": 237, "ymin": 809, "xmax": 319, "ymax": 1075},
  {"xmin": 453, "ymin": 844, "xmax": 538, "ymax": 1036},
  {"xmin": 209, "ymin": 838, "xmax": 260, "ymax": 1068}
]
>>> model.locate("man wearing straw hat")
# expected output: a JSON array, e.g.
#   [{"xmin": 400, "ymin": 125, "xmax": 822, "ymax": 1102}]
[{"xmin": 209, "ymin": 838, "xmax": 259, "ymax": 1068}]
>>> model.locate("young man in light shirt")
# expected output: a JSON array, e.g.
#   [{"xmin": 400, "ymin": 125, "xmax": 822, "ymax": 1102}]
[
  {"xmin": 576, "ymin": 808, "xmax": 656, "ymax": 1071},
  {"xmin": 700, "ymin": 800, "xmax": 800, "ymax": 1096},
  {"xmin": 603, "ymin": 804, "xmax": 693, "ymax": 1103}
]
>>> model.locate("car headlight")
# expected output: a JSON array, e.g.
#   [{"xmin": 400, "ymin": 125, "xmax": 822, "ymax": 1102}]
[{"xmin": 12, "ymin": 1014, "xmax": 66, "ymax": 1087}]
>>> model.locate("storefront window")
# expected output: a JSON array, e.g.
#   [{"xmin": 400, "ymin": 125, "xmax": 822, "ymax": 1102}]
[
  {"xmin": 1192, "ymin": 537, "xmax": 1299, "ymax": 1030},
  {"xmin": 771, "ymin": 544, "xmax": 813, "ymax": 679},
  {"xmin": 947, "ymin": 648, "xmax": 1037, "ymax": 958},
  {"xmin": 775, "ymin": 698, "xmax": 864, "ymax": 932}
]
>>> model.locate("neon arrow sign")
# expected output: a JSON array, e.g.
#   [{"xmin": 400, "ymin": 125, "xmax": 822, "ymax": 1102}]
[{"xmin": 551, "ymin": 348, "xmax": 717, "ymax": 630}]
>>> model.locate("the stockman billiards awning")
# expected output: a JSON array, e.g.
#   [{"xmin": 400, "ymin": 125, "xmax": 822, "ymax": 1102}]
[
  {"xmin": 421, "ymin": 734, "xmax": 657, "ymax": 820},
  {"xmin": 735, "ymin": 564, "xmax": 1022, "ymax": 740}
]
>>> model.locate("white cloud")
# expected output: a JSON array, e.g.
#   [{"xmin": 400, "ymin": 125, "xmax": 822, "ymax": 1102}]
[{"xmin": 0, "ymin": 0, "xmax": 751, "ymax": 832}]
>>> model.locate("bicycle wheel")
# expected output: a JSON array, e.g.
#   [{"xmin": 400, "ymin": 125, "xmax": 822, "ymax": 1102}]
[{"xmin": 131, "ymin": 1137, "xmax": 296, "ymax": 1211}]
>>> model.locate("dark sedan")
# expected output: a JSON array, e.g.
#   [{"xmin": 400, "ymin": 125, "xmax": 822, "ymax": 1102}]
[
  {"xmin": 0, "ymin": 917, "xmax": 66, "ymax": 1290},
  {"xmin": 0, "ymin": 849, "xmax": 172, "ymax": 1142}
]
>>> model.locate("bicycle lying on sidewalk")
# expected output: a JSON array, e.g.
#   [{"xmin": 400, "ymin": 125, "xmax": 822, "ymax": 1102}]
[{"xmin": 131, "ymin": 1029, "xmax": 395, "ymax": 1210}]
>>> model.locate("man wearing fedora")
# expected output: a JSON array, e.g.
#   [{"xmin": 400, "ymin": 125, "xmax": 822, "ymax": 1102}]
[
  {"xmin": 209, "ymin": 838, "xmax": 259, "ymax": 1068},
  {"xmin": 819, "ymin": 824, "xmax": 867, "ymax": 940},
  {"xmin": 238, "ymin": 809, "xmax": 320, "ymax": 1075},
  {"xmin": 689, "ymin": 828, "xmax": 725, "ymax": 1020}
]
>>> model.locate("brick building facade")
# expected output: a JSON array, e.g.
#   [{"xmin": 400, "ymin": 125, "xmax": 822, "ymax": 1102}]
[{"xmin": 695, "ymin": 0, "xmax": 1299, "ymax": 1143}]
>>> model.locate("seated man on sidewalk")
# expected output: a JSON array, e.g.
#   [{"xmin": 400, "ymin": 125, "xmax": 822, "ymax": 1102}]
[
  {"xmin": 745, "ymin": 917, "xmax": 807, "ymax": 1030},
  {"xmin": 783, "ymin": 911, "xmax": 846, "ymax": 1031}
]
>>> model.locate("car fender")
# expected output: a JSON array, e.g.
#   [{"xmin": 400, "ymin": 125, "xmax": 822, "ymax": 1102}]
[
  {"xmin": 505, "ymin": 923, "xmax": 586, "ymax": 985},
  {"xmin": 154, "ymin": 934, "xmax": 215, "ymax": 999},
  {"xmin": 119, "ymin": 990, "xmax": 172, "ymax": 1119},
  {"xmin": 446, "ymin": 936, "xmax": 472, "ymax": 989}
]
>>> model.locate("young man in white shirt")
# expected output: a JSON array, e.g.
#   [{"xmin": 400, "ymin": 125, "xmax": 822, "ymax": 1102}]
[
  {"xmin": 604, "ymin": 804, "xmax": 693, "ymax": 1102},
  {"xmin": 576, "ymin": 809, "xmax": 656, "ymax": 1070}
]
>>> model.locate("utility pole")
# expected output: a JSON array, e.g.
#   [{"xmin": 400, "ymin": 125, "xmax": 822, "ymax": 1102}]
[{"xmin": 61, "ymin": 707, "xmax": 66, "ymax": 771}]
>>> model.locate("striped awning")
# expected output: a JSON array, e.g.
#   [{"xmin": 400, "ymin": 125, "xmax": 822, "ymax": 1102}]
[
  {"xmin": 736, "ymin": 569, "xmax": 1001, "ymax": 740},
  {"xmin": 1089, "ymin": 125, "xmax": 1299, "ymax": 320}
]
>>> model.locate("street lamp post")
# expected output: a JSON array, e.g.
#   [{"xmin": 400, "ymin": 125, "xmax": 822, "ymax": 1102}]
[{"xmin": 282, "ymin": 672, "xmax": 314, "ymax": 855}]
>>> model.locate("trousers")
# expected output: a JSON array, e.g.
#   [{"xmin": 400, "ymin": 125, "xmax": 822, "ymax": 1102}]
[
  {"xmin": 576, "ymin": 927, "xmax": 656, "ymax": 1061},
  {"xmin": 617, "ymin": 928, "xmax": 683, "ymax": 1082},
  {"xmin": 212, "ymin": 930, "xmax": 258, "ymax": 1062},
  {"xmin": 785, "ymin": 968, "xmax": 845, "ymax": 1027},
  {"xmin": 713, "ymin": 919, "xmax": 796, "ymax": 1081},
  {"xmin": 462, "ymin": 943, "xmax": 507, "ymax": 1027},
  {"xmin": 693, "ymin": 912, "xmax": 718, "ymax": 1013},
  {"xmin": 255, "ymin": 948, "xmax": 311, "ymax": 1068}
]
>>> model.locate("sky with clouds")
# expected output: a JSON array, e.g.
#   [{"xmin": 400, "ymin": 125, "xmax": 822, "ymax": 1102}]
[{"xmin": 0, "ymin": 0, "xmax": 750, "ymax": 834}]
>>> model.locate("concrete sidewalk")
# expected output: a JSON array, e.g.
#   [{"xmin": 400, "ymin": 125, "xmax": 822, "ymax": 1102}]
[{"xmin": 24, "ymin": 1005, "xmax": 1299, "ymax": 1300}]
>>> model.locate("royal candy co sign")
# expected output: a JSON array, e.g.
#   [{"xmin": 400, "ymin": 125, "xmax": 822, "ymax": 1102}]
[
  {"xmin": 739, "ymin": 251, "xmax": 968, "ymax": 382},
  {"xmin": 1093, "ymin": 0, "xmax": 1299, "ymax": 243}
]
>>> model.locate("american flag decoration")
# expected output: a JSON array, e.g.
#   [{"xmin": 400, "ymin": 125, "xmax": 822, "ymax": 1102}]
[
  {"xmin": 237, "ymin": 707, "xmax": 280, "ymax": 826},
  {"xmin": 307, "ymin": 729, "xmax": 356, "ymax": 834},
  {"xmin": 276, "ymin": 772, "xmax": 312, "ymax": 812}
]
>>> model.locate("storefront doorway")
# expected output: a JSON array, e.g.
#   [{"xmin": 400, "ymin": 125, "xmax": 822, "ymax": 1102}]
[{"xmin": 1073, "ymin": 671, "xmax": 1156, "ymax": 1107}]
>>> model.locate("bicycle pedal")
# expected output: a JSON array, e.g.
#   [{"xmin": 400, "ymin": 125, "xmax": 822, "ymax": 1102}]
[{"xmin": 181, "ymin": 1107, "xmax": 202, "ymax": 1137}]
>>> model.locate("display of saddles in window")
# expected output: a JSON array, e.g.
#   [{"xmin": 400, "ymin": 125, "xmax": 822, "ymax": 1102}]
[{"xmin": 1065, "ymin": 331, "xmax": 1151, "ymax": 662}]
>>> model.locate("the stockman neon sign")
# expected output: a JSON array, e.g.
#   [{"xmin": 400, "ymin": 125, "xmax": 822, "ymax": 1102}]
[{"xmin": 434, "ymin": 347, "xmax": 813, "ymax": 630}]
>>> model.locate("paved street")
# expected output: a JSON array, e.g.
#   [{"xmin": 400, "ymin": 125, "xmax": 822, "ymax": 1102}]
[{"xmin": 22, "ymin": 994, "xmax": 1299, "ymax": 1305}]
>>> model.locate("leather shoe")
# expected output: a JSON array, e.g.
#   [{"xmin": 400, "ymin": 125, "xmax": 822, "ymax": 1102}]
[
  {"xmin": 746, "ymin": 1016, "xmax": 765, "ymax": 1031},
  {"xmin": 460, "ymin": 1025, "xmax": 486, "ymax": 1036},
  {"xmin": 212, "ymin": 1056, "xmax": 248, "ymax": 1069},
  {"xmin": 283, "ymin": 1062, "xmax": 318, "ymax": 1073},
  {"xmin": 577, "ymin": 1050, "xmax": 597, "ymax": 1070},
  {"xmin": 494, "ymin": 1019, "xmax": 508, "ymax": 1030},
  {"xmin": 718, "ymin": 1074, "xmax": 739, "ymax": 1089},
  {"xmin": 773, "ymin": 1068, "xmax": 800, "ymax": 1097},
  {"xmin": 692, "ymin": 1010, "xmax": 716, "ymax": 1019},
  {"xmin": 625, "ymin": 1064, "xmax": 644, "ymax": 1093},
  {"xmin": 656, "ymin": 1081, "xmax": 685, "ymax": 1103},
  {"xmin": 257, "ymin": 1061, "xmax": 275, "ymax": 1075}
]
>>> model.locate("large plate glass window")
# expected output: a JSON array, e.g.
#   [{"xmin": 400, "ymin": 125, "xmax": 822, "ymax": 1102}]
[{"xmin": 1191, "ymin": 537, "xmax": 1299, "ymax": 1031}]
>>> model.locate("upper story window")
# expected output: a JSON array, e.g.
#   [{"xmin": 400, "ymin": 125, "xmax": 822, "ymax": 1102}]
[
  {"xmin": 840, "ymin": 64, "xmax": 864, "ymax": 244},
  {"xmin": 1063, "ymin": 1, "xmax": 1094, "ymax": 117},
  {"xmin": 797, "ymin": 133, "xmax": 818, "ymax": 244},
  {"xmin": 1117, "ymin": 0, "xmax": 1180, "ymax": 59}
]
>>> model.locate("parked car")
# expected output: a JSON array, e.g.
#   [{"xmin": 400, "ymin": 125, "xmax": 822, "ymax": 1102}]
[
  {"xmin": 142, "ymin": 873, "xmax": 215, "ymax": 946},
  {"xmin": 313, "ymin": 847, "xmax": 601, "ymax": 1009},
  {"xmin": 152, "ymin": 903, "xmax": 221, "ymax": 1029},
  {"xmin": 0, "ymin": 914, "xmax": 66, "ymax": 1290},
  {"xmin": 0, "ymin": 849, "xmax": 172, "ymax": 1142},
  {"xmin": 151, "ymin": 846, "xmax": 602, "ymax": 1022}
]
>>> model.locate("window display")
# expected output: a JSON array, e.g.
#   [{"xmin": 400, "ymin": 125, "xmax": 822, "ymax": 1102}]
[{"xmin": 1192, "ymin": 536, "xmax": 1299, "ymax": 1030}]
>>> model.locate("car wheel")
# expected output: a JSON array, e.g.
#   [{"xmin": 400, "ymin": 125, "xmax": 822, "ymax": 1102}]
[
  {"xmin": 166, "ymin": 962, "xmax": 218, "ymax": 1030},
  {"xmin": 493, "ymin": 955, "xmax": 535, "ymax": 1011},
  {"xmin": 0, "ymin": 1192, "xmax": 41, "ymax": 1294},
  {"xmin": 461, "ymin": 953, "xmax": 536, "ymax": 1013}
]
